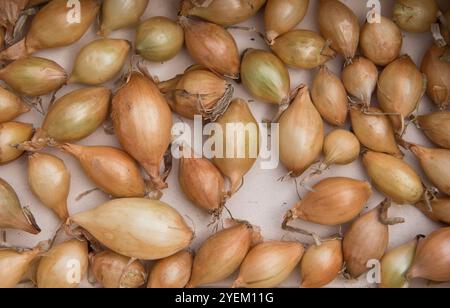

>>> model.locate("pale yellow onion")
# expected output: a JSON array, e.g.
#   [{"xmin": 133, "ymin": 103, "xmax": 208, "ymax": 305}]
[
  {"xmin": 212, "ymin": 98, "xmax": 259, "ymax": 194},
  {"xmin": 61, "ymin": 143, "xmax": 146, "ymax": 198},
  {"xmin": 70, "ymin": 198, "xmax": 193, "ymax": 260},
  {"xmin": 112, "ymin": 73, "xmax": 172, "ymax": 190},
  {"xmin": 279, "ymin": 86, "xmax": 324, "ymax": 177},
  {"xmin": 233, "ymin": 241, "xmax": 304, "ymax": 288},
  {"xmin": 136, "ymin": 17, "xmax": 184, "ymax": 62},
  {"xmin": 0, "ymin": 86, "xmax": 30, "ymax": 123},
  {"xmin": 393, "ymin": 0, "xmax": 438, "ymax": 33},
  {"xmin": 0, "ymin": 56, "xmax": 67, "ymax": 97},
  {"xmin": 148, "ymin": 251, "xmax": 193, "ymax": 288},
  {"xmin": 69, "ymin": 39, "xmax": 130, "ymax": 85},
  {"xmin": 323, "ymin": 129, "xmax": 360, "ymax": 167},
  {"xmin": 100, "ymin": 0, "xmax": 149, "ymax": 36},
  {"xmin": 311, "ymin": 65, "xmax": 348, "ymax": 126},
  {"xmin": 342, "ymin": 57, "xmax": 378, "ymax": 106},
  {"xmin": 28, "ymin": 153, "xmax": 70, "ymax": 220},
  {"xmin": 362, "ymin": 151, "xmax": 424, "ymax": 204},
  {"xmin": 416, "ymin": 197, "xmax": 450, "ymax": 225},
  {"xmin": 264, "ymin": 0, "xmax": 309, "ymax": 44},
  {"xmin": 92, "ymin": 251, "xmax": 146, "ymax": 288},
  {"xmin": 301, "ymin": 239, "xmax": 343, "ymax": 288},
  {"xmin": 417, "ymin": 111, "xmax": 450, "ymax": 149},
  {"xmin": 36, "ymin": 239, "xmax": 88, "ymax": 288},
  {"xmin": 0, "ymin": 121, "xmax": 33, "ymax": 164},
  {"xmin": 271, "ymin": 30, "xmax": 335, "ymax": 69},
  {"xmin": 360, "ymin": 16, "xmax": 403, "ymax": 66}
]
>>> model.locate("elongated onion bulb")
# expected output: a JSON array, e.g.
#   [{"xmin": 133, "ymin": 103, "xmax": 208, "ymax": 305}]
[
  {"xmin": 100, "ymin": 0, "xmax": 149, "ymax": 36},
  {"xmin": 148, "ymin": 251, "xmax": 193, "ymax": 288}
]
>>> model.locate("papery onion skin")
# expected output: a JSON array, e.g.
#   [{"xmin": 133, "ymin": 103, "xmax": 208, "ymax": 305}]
[
  {"xmin": 148, "ymin": 251, "xmax": 193, "ymax": 288},
  {"xmin": 360, "ymin": 16, "xmax": 402, "ymax": 66},
  {"xmin": 342, "ymin": 57, "xmax": 378, "ymax": 106},
  {"xmin": 100, "ymin": 0, "xmax": 149, "ymax": 36},
  {"xmin": 241, "ymin": 49, "xmax": 290, "ymax": 105},
  {"xmin": 70, "ymin": 198, "xmax": 193, "ymax": 260},
  {"xmin": 136, "ymin": 17, "xmax": 184, "ymax": 62},
  {"xmin": 323, "ymin": 129, "xmax": 360, "ymax": 167},
  {"xmin": 188, "ymin": 223, "xmax": 254, "ymax": 288},
  {"xmin": 28, "ymin": 153, "xmax": 70, "ymax": 220},
  {"xmin": 0, "ymin": 245, "xmax": 43, "ymax": 288},
  {"xmin": 393, "ymin": 0, "xmax": 438, "ymax": 33},
  {"xmin": 36, "ymin": 239, "xmax": 88, "ymax": 288},
  {"xmin": 362, "ymin": 151, "xmax": 424, "ymax": 204},
  {"xmin": 92, "ymin": 251, "xmax": 146, "ymax": 288},
  {"xmin": 408, "ymin": 228, "xmax": 450, "ymax": 282},
  {"xmin": 0, "ymin": 86, "xmax": 30, "ymax": 123},
  {"xmin": 0, "ymin": 121, "xmax": 33, "ymax": 165},
  {"xmin": 233, "ymin": 241, "xmax": 304, "ymax": 288},
  {"xmin": 264, "ymin": 0, "xmax": 309, "ymax": 44},
  {"xmin": 271, "ymin": 30, "xmax": 335, "ymax": 69},
  {"xmin": 318, "ymin": 0, "xmax": 360, "ymax": 59},
  {"xmin": 416, "ymin": 111, "xmax": 450, "ymax": 149},
  {"xmin": 69, "ymin": 39, "xmax": 130, "ymax": 85},
  {"xmin": 416, "ymin": 198, "xmax": 450, "ymax": 225},
  {"xmin": 279, "ymin": 86, "xmax": 324, "ymax": 177},
  {"xmin": 311, "ymin": 65, "xmax": 348, "ymax": 126},
  {"xmin": 112, "ymin": 73, "xmax": 172, "ymax": 190},
  {"xmin": 421, "ymin": 44, "xmax": 450, "ymax": 110},
  {"xmin": 301, "ymin": 239, "xmax": 343, "ymax": 288},
  {"xmin": 180, "ymin": 17, "xmax": 240, "ymax": 79},
  {"xmin": 61, "ymin": 143, "xmax": 146, "ymax": 198},
  {"xmin": 0, "ymin": 57, "xmax": 67, "ymax": 97}
]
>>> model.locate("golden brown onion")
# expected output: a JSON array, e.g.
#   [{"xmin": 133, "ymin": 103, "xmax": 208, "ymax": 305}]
[
  {"xmin": 148, "ymin": 251, "xmax": 193, "ymax": 288},
  {"xmin": 342, "ymin": 57, "xmax": 378, "ymax": 106},
  {"xmin": 0, "ymin": 121, "xmax": 33, "ymax": 164},
  {"xmin": 416, "ymin": 197, "xmax": 450, "ymax": 225},
  {"xmin": 0, "ymin": 86, "xmax": 30, "ymax": 123},
  {"xmin": 393, "ymin": 0, "xmax": 438, "ymax": 33},
  {"xmin": 323, "ymin": 129, "xmax": 360, "ymax": 167},
  {"xmin": 416, "ymin": 111, "xmax": 450, "ymax": 149},
  {"xmin": 100, "ymin": 0, "xmax": 149, "ymax": 36}
]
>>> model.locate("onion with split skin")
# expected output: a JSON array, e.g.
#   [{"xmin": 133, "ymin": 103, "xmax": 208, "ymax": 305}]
[
  {"xmin": 393, "ymin": 0, "xmax": 438, "ymax": 33},
  {"xmin": 342, "ymin": 57, "xmax": 378, "ymax": 106},
  {"xmin": 0, "ymin": 86, "xmax": 30, "ymax": 123},
  {"xmin": 148, "ymin": 251, "xmax": 193, "ymax": 288},
  {"xmin": 100, "ymin": 0, "xmax": 149, "ymax": 36},
  {"xmin": 416, "ymin": 111, "xmax": 450, "ymax": 150},
  {"xmin": 0, "ymin": 121, "xmax": 33, "ymax": 165}
]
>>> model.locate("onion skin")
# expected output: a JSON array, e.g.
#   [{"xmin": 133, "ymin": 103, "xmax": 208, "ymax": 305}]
[
  {"xmin": 0, "ymin": 121, "xmax": 33, "ymax": 165},
  {"xmin": 264, "ymin": 0, "xmax": 309, "ymax": 44},
  {"xmin": 279, "ymin": 86, "xmax": 324, "ymax": 177},
  {"xmin": 360, "ymin": 16, "xmax": 402, "ymax": 66},
  {"xmin": 343, "ymin": 206, "xmax": 388, "ymax": 278},
  {"xmin": 0, "ymin": 57, "xmax": 67, "ymax": 97},
  {"xmin": 288, "ymin": 177, "xmax": 372, "ymax": 226},
  {"xmin": 271, "ymin": 30, "xmax": 335, "ymax": 69},
  {"xmin": 350, "ymin": 106, "xmax": 402, "ymax": 157},
  {"xmin": 61, "ymin": 143, "xmax": 146, "ymax": 198},
  {"xmin": 416, "ymin": 111, "xmax": 450, "ymax": 149},
  {"xmin": 323, "ymin": 129, "xmax": 360, "ymax": 167},
  {"xmin": 233, "ymin": 241, "xmax": 304, "ymax": 288},
  {"xmin": 28, "ymin": 153, "xmax": 70, "ymax": 220},
  {"xmin": 408, "ymin": 228, "xmax": 450, "ymax": 282},
  {"xmin": 70, "ymin": 198, "xmax": 193, "ymax": 260},
  {"xmin": 0, "ymin": 245, "xmax": 43, "ymax": 288},
  {"xmin": 362, "ymin": 151, "xmax": 424, "ymax": 204},
  {"xmin": 100, "ymin": 0, "xmax": 149, "ymax": 36},
  {"xmin": 92, "ymin": 251, "xmax": 146, "ymax": 288},
  {"xmin": 112, "ymin": 73, "xmax": 172, "ymax": 190},
  {"xmin": 187, "ymin": 223, "xmax": 254, "ymax": 288},
  {"xmin": 241, "ymin": 49, "xmax": 290, "ymax": 105},
  {"xmin": 311, "ymin": 65, "xmax": 348, "ymax": 126},
  {"xmin": 416, "ymin": 198, "xmax": 450, "ymax": 225},
  {"xmin": 393, "ymin": 0, "xmax": 438, "ymax": 33},
  {"xmin": 212, "ymin": 98, "xmax": 259, "ymax": 195},
  {"xmin": 136, "ymin": 17, "xmax": 184, "ymax": 62},
  {"xmin": 0, "ymin": 86, "xmax": 30, "ymax": 123},
  {"xmin": 148, "ymin": 251, "xmax": 193, "ymax": 288},
  {"xmin": 342, "ymin": 57, "xmax": 378, "ymax": 106},
  {"xmin": 180, "ymin": 17, "xmax": 240, "ymax": 79},
  {"xmin": 69, "ymin": 39, "xmax": 130, "ymax": 85},
  {"xmin": 37, "ymin": 239, "xmax": 88, "ymax": 288},
  {"xmin": 318, "ymin": 0, "xmax": 360, "ymax": 60},
  {"xmin": 301, "ymin": 239, "xmax": 343, "ymax": 288},
  {"xmin": 421, "ymin": 44, "xmax": 450, "ymax": 110}
]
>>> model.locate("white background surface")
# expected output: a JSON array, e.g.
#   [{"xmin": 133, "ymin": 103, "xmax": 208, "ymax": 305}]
[{"xmin": 3, "ymin": 0, "xmax": 450, "ymax": 288}]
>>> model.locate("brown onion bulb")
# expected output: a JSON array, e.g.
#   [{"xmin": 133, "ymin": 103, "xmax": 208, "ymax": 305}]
[
  {"xmin": 28, "ymin": 153, "xmax": 70, "ymax": 220},
  {"xmin": 360, "ymin": 16, "xmax": 403, "ymax": 66},
  {"xmin": 342, "ymin": 57, "xmax": 378, "ymax": 106},
  {"xmin": 61, "ymin": 143, "xmax": 146, "ymax": 198},
  {"xmin": 407, "ymin": 228, "xmax": 450, "ymax": 282},
  {"xmin": 112, "ymin": 73, "xmax": 172, "ymax": 190},
  {"xmin": 148, "ymin": 251, "xmax": 193, "ymax": 288},
  {"xmin": 301, "ymin": 239, "xmax": 343, "ymax": 288},
  {"xmin": 271, "ymin": 30, "xmax": 335, "ymax": 69},
  {"xmin": 279, "ymin": 86, "xmax": 324, "ymax": 177},
  {"xmin": 233, "ymin": 241, "xmax": 304, "ymax": 288},
  {"xmin": 416, "ymin": 197, "xmax": 450, "ymax": 225},
  {"xmin": 0, "ymin": 121, "xmax": 33, "ymax": 164},
  {"xmin": 416, "ymin": 111, "xmax": 450, "ymax": 149},
  {"xmin": 0, "ymin": 86, "xmax": 30, "ymax": 123},
  {"xmin": 91, "ymin": 251, "xmax": 146, "ymax": 288},
  {"xmin": 318, "ymin": 0, "xmax": 360, "ymax": 60},
  {"xmin": 264, "ymin": 0, "xmax": 310, "ymax": 44},
  {"xmin": 100, "ymin": 0, "xmax": 149, "ymax": 36},
  {"xmin": 180, "ymin": 17, "xmax": 240, "ymax": 79},
  {"xmin": 323, "ymin": 129, "xmax": 360, "ymax": 167},
  {"xmin": 286, "ymin": 177, "xmax": 372, "ymax": 226},
  {"xmin": 311, "ymin": 65, "xmax": 348, "ymax": 126},
  {"xmin": 393, "ymin": 0, "xmax": 438, "ymax": 33},
  {"xmin": 421, "ymin": 44, "xmax": 450, "ymax": 109},
  {"xmin": 70, "ymin": 198, "xmax": 193, "ymax": 260},
  {"xmin": 362, "ymin": 151, "xmax": 424, "ymax": 204}
]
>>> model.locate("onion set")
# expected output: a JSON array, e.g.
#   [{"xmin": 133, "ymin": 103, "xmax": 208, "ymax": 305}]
[
  {"xmin": 0, "ymin": 121, "xmax": 33, "ymax": 164},
  {"xmin": 342, "ymin": 57, "xmax": 378, "ymax": 106},
  {"xmin": 322, "ymin": 129, "xmax": 360, "ymax": 168},
  {"xmin": 0, "ymin": 86, "xmax": 30, "ymax": 123},
  {"xmin": 148, "ymin": 251, "xmax": 193, "ymax": 288},
  {"xmin": 100, "ymin": 0, "xmax": 149, "ymax": 36},
  {"xmin": 416, "ymin": 111, "xmax": 450, "ymax": 149},
  {"xmin": 393, "ymin": 0, "xmax": 438, "ymax": 33},
  {"xmin": 416, "ymin": 197, "xmax": 450, "ymax": 225}
]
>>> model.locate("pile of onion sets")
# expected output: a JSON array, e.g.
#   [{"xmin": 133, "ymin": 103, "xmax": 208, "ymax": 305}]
[{"xmin": 0, "ymin": 0, "xmax": 449, "ymax": 289}]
